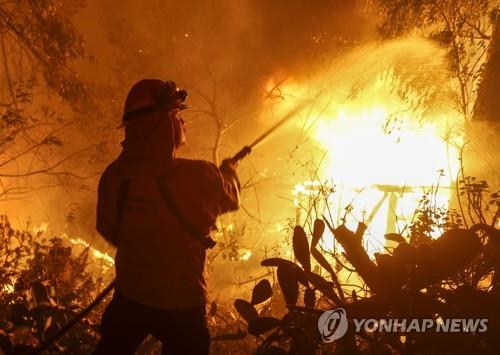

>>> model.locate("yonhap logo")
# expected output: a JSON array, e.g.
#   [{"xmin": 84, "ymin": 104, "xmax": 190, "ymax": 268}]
[
  {"xmin": 318, "ymin": 308, "xmax": 348, "ymax": 342},
  {"xmin": 317, "ymin": 308, "xmax": 488, "ymax": 343}
]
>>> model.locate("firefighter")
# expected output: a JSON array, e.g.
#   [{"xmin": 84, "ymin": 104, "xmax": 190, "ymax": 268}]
[{"xmin": 94, "ymin": 79, "xmax": 240, "ymax": 354}]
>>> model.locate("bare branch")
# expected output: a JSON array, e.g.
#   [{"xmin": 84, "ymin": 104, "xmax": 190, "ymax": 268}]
[{"xmin": 0, "ymin": 145, "xmax": 95, "ymax": 178}]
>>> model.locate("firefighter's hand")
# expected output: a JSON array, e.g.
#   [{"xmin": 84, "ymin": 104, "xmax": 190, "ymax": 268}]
[
  {"xmin": 220, "ymin": 158, "xmax": 241, "ymax": 190},
  {"xmin": 220, "ymin": 158, "xmax": 238, "ymax": 172}
]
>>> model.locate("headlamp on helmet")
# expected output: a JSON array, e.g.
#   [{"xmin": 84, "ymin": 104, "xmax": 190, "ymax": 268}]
[{"xmin": 122, "ymin": 80, "xmax": 189, "ymax": 124}]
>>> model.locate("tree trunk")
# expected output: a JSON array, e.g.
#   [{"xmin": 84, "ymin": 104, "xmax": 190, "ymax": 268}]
[
  {"xmin": 465, "ymin": 13, "xmax": 500, "ymax": 192},
  {"xmin": 473, "ymin": 14, "xmax": 500, "ymax": 123}
]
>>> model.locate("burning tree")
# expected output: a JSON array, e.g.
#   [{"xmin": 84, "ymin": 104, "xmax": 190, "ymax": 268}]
[
  {"xmin": 376, "ymin": 0, "xmax": 498, "ymax": 121},
  {"xmin": 376, "ymin": 0, "xmax": 500, "ymax": 188}
]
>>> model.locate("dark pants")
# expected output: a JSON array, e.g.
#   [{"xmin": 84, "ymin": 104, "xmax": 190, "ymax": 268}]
[{"xmin": 94, "ymin": 292, "xmax": 210, "ymax": 355}]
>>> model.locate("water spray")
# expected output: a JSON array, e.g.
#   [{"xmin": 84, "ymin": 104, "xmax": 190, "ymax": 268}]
[{"xmin": 231, "ymin": 100, "xmax": 311, "ymax": 163}]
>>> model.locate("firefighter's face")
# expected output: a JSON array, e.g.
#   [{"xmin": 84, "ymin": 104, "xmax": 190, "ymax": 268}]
[{"xmin": 169, "ymin": 109, "xmax": 186, "ymax": 149}]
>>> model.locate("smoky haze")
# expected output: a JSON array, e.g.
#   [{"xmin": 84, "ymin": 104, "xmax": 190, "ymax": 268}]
[
  {"xmin": 1, "ymin": 0, "xmax": 375, "ymax": 242},
  {"xmin": 57, "ymin": 0, "xmax": 373, "ymax": 237},
  {"xmin": 75, "ymin": 0, "xmax": 373, "ymax": 133}
]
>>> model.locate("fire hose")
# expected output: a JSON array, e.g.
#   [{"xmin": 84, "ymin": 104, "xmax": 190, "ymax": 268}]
[{"xmin": 30, "ymin": 103, "xmax": 308, "ymax": 354}]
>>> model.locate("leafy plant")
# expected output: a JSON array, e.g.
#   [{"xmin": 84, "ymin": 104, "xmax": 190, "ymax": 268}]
[
  {"xmin": 226, "ymin": 174, "xmax": 500, "ymax": 354},
  {"xmin": 0, "ymin": 215, "xmax": 112, "ymax": 354}
]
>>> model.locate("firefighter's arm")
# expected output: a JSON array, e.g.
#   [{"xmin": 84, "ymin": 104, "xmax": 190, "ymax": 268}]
[
  {"xmin": 211, "ymin": 159, "xmax": 241, "ymax": 213},
  {"xmin": 96, "ymin": 165, "xmax": 120, "ymax": 247}
]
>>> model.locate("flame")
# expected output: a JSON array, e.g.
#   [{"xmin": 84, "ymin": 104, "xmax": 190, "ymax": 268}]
[
  {"xmin": 2, "ymin": 284, "xmax": 14, "ymax": 294},
  {"xmin": 313, "ymin": 107, "xmax": 460, "ymax": 187},
  {"xmin": 67, "ymin": 236, "xmax": 115, "ymax": 270},
  {"xmin": 0, "ymin": 224, "xmax": 115, "ymax": 296},
  {"xmin": 270, "ymin": 44, "xmax": 464, "ymax": 255},
  {"xmin": 240, "ymin": 249, "xmax": 252, "ymax": 261},
  {"xmin": 30, "ymin": 224, "xmax": 115, "ymax": 271},
  {"xmin": 293, "ymin": 101, "xmax": 461, "ymax": 253},
  {"xmin": 34, "ymin": 223, "xmax": 48, "ymax": 235}
]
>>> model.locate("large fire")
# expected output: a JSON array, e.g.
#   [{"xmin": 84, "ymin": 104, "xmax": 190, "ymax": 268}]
[
  {"xmin": 294, "ymin": 103, "xmax": 462, "ymax": 254},
  {"xmin": 264, "ymin": 44, "xmax": 465, "ymax": 254}
]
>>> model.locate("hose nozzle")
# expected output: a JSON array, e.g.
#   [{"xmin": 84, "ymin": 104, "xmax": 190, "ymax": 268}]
[{"xmin": 231, "ymin": 146, "xmax": 252, "ymax": 164}]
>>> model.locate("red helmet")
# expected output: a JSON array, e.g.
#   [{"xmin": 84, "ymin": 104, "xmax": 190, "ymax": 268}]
[{"xmin": 122, "ymin": 79, "xmax": 189, "ymax": 124}]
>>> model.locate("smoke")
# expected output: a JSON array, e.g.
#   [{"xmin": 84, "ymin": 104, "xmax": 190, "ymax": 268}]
[
  {"xmin": 9, "ymin": 2, "xmax": 457, "ymax": 234},
  {"xmin": 4, "ymin": 1, "xmax": 464, "ymax": 239},
  {"xmin": 75, "ymin": 0, "xmax": 372, "ymax": 111},
  {"xmin": 39, "ymin": 0, "xmax": 371, "ymax": 237},
  {"xmin": 3, "ymin": 1, "xmax": 368, "ymax": 235},
  {"xmin": 465, "ymin": 120, "xmax": 500, "ymax": 189}
]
